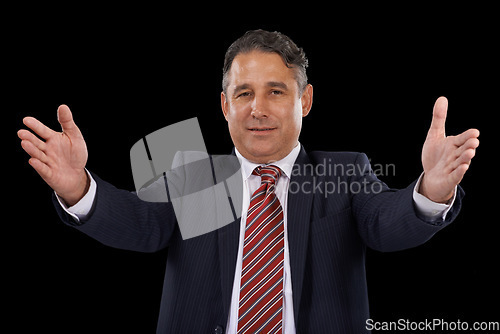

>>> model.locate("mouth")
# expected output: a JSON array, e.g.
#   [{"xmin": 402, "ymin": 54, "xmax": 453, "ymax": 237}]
[{"xmin": 248, "ymin": 127, "xmax": 277, "ymax": 132}]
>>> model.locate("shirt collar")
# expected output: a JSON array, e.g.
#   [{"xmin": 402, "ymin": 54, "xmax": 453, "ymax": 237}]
[{"xmin": 235, "ymin": 142, "xmax": 301, "ymax": 181}]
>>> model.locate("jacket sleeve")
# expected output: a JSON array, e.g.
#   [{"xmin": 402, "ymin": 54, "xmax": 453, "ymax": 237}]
[
  {"xmin": 350, "ymin": 153, "xmax": 465, "ymax": 252},
  {"xmin": 52, "ymin": 171, "xmax": 177, "ymax": 253}
]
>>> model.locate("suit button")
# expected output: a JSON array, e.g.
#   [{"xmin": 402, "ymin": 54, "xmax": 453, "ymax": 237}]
[{"xmin": 214, "ymin": 325, "xmax": 224, "ymax": 334}]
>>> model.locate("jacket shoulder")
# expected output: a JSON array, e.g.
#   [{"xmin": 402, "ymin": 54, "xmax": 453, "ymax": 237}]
[{"xmin": 307, "ymin": 151, "xmax": 366, "ymax": 165}]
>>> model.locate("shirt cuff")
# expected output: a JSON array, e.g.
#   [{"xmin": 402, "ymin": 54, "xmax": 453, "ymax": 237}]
[
  {"xmin": 413, "ymin": 172, "xmax": 456, "ymax": 223},
  {"xmin": 55, "ymin": 169, "xmax": 97, "ymax": 222}
]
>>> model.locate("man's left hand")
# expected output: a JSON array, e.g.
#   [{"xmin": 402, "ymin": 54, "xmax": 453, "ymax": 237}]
[{"xmin": 420, "ymin": 96, "xmax": 480, "ymax": 203}]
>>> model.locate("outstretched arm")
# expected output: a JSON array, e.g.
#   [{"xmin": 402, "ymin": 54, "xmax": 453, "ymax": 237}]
[{"xmin": 19, "ymin": 105, "xmax": 176, "ymax": 252}]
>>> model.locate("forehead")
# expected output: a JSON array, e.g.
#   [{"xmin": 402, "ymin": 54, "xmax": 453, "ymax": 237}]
[{"xmin": 228, "ymin": 51, "xmax": 297, "ymax": 90}]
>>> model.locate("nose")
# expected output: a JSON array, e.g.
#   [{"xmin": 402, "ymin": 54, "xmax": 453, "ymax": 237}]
[{"xmin": 250, "ymin": 95, "xmax": 269, "ymax": 119}]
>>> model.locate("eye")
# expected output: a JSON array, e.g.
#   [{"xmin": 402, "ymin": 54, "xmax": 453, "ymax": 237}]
[
  {"xmin": 237, "ymin": 91, "xmax": 251, "ymax": 98},
  {"xmin": 271, "ymin": 90, "xmax": 283, "ymax": 95}
]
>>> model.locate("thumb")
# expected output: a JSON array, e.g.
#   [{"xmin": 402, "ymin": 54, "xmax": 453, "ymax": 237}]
[
  {"xmin": 427, "ymin": 96, "xmax": 448, "ymax": 138},
  {"xmin": 57, "ymin": 104, "xmax": 81, "ymax": 136}
]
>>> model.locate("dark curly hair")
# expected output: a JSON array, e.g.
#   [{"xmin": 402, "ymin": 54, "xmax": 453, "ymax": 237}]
[{"xmin": 222, "ymin": 29, "xmax": 309, "ymax": 95}]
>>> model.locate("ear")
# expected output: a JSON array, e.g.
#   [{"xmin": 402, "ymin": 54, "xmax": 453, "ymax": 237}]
[
  {"xmin": 300, "ymin": 84, "xmax": 313, "ymax": 117},
  {"xmin": 221, "ymin": 91, "xmax": 229, "ymax": 121}
]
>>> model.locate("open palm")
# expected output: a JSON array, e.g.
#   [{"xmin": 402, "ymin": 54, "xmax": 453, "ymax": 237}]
[
  {"xmin": 420, "ymin": 97, "xmax": 479, "ymax": 203},
  {"xmin": 18, "ymin": 105, "xmax": 89, "ymax": 206}
]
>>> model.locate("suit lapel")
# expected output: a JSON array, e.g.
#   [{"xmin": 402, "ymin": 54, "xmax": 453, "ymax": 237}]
[
  {"xmin": 287, "ymin": 146, "xmax": 314, "ymax": 325},
  {"xmin": 218, "ymin": 215, "xmax": 241, "ymax": 321}
]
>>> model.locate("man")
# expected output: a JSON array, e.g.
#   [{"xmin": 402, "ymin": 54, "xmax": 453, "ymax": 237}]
[{"xmin": 18, "ymin": 30, "xmax": 479, "ymax": 333}]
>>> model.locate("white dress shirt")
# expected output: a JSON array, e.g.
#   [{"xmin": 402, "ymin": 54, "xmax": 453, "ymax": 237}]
[
  {"xmin": 56, "ymin": 144, "xmax": 455, "ymax": 334},
  {"xmin": 226, "ymin": 143, "xmax": 302, "ymax": 334}
]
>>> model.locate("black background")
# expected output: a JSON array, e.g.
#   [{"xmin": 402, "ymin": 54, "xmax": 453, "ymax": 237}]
[{"xmin": 8, "ymin": 6, "xmax": 498, "ymax": 333}]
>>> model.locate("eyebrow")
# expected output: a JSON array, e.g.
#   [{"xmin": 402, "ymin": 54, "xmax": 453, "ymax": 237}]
[
  {"xmin": 233, "ymin": 81, "xmax": 289, "ymax": 96},
  {"xmin": 267, "ymin": 81, "xmax": 288, "ymax": 90}
]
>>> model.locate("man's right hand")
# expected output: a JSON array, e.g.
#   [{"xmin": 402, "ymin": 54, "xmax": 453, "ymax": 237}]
[{"xmin": 18, "ymin": 104, "xmax": 89, "ymax": 206}]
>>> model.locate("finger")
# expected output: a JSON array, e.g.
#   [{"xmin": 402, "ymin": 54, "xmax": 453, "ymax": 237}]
[
  {"xmin": 28, "ymin": 158, "xmax": 53, "ymax": 181},
  {"xmin": 454, "ymin": 137, "xmax": 479, "ymax": 158},
  {"xmin": 23, "ymin": 116, "xmax": 55, "ymax": 140},
  {"xmin": 21, "ymin": 140, "xmax": 50, "ymax": 164},
  {"xmin": 57, "ymin": 104, "xmax": 81, "ymax": 137},
  {"xmin": 452, "ymin": 128, "xmax": 480, "ymax": 147},
  {"xmin": 17, "ymin": 129, "xmax": 47, "ymax": 151},
  {"xmin": 451, "ymin": 148, "xmax": 476, "ymax": 170},
  {"xmin": 427, "ymin": 96, "xmax": 448, "ymax": 138},
  {"xmin": 449, "ymin": 163, "xmax": 469, "ymax": 186}
]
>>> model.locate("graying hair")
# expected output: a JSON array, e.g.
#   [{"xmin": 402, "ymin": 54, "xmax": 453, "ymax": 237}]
[{"xmin": 222, "ymin": 29, "xmax": 309, "ymax": 96}]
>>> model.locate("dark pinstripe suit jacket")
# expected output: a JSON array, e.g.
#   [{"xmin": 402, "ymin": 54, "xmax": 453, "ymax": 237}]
[{"xmin": 53, "ymin": 147, "xmax": 464, "ymax": 333}]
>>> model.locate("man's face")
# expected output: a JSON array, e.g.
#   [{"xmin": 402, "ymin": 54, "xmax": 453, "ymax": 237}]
[{"xmin": 221, "ymin": 51, "xmax": 313, "ymax": 164}]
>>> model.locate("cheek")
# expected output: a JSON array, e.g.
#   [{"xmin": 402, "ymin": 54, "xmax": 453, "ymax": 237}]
[
  {"xmin": 226, "ymin": 102, "xmax": 249, "ymax": 122},
  {"xmin": 283, "ymin": 118, "xmax": 302, "ymax": 141},
  {"xmin": 226, "ymin": 106, "xmax": 249, "ymax": 137},
  {"xmin": 281, "ymin": 104, "xmax": 303, "ymax": 133}
]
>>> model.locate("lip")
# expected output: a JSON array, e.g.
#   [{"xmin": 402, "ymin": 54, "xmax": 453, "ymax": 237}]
[{"xmin": 248, "ymin": 127, "xmax": 277, "ymax": 135}]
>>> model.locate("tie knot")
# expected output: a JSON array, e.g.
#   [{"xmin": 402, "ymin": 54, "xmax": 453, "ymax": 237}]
[{"xmin": 253, "ymin": 165, "xmax": 282, "ymax": 185}]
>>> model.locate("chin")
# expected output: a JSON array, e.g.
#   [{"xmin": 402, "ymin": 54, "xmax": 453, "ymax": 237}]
[{"xmin": 244, "ymin": 144, "xmax": 282, "ymax": 163}]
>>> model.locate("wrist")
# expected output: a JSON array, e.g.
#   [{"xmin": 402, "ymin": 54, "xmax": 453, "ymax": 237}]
[
  {"xmin": 57, "ymin": 171, "xmax": 90, "ymax": 207},
  {"xmin": 418, "ymin": 173, "xmax": 454, "ymax": 204}
]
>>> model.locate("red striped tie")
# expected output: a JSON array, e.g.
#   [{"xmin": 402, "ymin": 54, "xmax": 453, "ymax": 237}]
[{"xmin": 237, "ymin": 165, "xmax": 284, "ymax": 334}]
